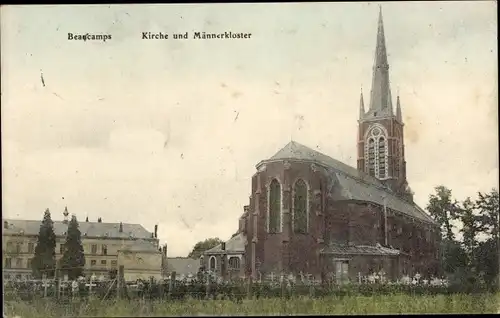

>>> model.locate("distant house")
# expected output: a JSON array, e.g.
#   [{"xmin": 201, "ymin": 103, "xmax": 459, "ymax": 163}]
[
  {"xmin": 203, "ymin": 232, "xmax": 245, "ymax": 280},
  {"xmin": 164, "ymin": 257, "xmax": 200, "ymax": 280},
  {"xmin": 2, "ymin": 208, "xmax": 163, "ymax": 281}
]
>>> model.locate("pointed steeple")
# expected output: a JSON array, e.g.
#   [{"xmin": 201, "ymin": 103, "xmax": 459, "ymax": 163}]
[
  {"xmin": 63, "ymin": 206, "xmax": 69, "ymax": 224},
  {"xmin": 359, "ymin": 87, "xmax": 365, "ymax": 120},
  {"xmin": 396, "ymin": 94, "xmax": 402, "ymax": 122},
  {"xmin": 368, "ymin": 6, "xmax": 393, "ymax": 117}
]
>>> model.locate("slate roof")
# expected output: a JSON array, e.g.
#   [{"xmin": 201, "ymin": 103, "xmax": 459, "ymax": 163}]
[
  {"xmin": 119, "ymin": 239, "xmax": 161, "ymax": 253},
  {"xmin": 204, "ymin": 232, "xmax": 246, "ymax": 254},
  {"xmin": 2, "ymin": 218, "xmax": 155, "ymax": 239},
  {"xmin": 258, "ymin": 141, "xmax": 436, "ymax": 225},
  {"xmin": 320, "ymin": 243, "xmax": 403, "ymax": 256},
  {"xmin": 166, "ymin": 258, "xmax": 200, "ymax": 276}
]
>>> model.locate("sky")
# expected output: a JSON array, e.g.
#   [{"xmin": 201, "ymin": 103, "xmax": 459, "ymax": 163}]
[{"xmin": 1, "ymin": 2, "xmax": 498, "ymax": 257}]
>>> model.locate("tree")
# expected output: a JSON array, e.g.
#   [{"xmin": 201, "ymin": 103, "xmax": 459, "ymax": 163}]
[
  {"xmin": 475, "ymin": 189, "xmax": 499, "ymax": 290},
  {"xmin": 426, "ymin": 186, "xmax": 460, "ymax": 241},
  {"xmin": 188, "ymin": 237, "xmax": 223, "ymax": 259},
  {"xmin": 475, "ymin": 189, "xmax": 499, "ymax": 240},
  {"xmin": 32, "ymin": 209, "xmax": 57, "ymax": 279},
  {"xmin": 60, "ymin": 215, "xmax": 85, "ymax": 280},
  {"xmin": 458, "ymin": 197, "xmax": 481, "ymax": 269}
]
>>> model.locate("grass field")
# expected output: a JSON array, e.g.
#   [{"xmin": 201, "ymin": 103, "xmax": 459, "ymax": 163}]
[{"xmin": 4, "ymin": 293, "xmax": 500, "ymax": 317}]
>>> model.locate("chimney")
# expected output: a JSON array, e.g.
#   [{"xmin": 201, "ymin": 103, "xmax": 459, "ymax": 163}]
[
  {"xmin": 85, "ymin": 216, "xmax": 89, "ymax": 222},
  {"xmin": 221, "ymin": 242, "xmax": 226, "ymax": 251},
  {"xmin": 63, "ymin": 206, "xmax": 69, "ymax": 224},
  {"xmin": 162, "ymin": 244, "xmax": 167, "ymax": 257},
  {"xmin": 244, "ymin": 205, "xmax": 249, "ymax": 214},
  {"xmin": 98, "ymin": 217, "xmax": 102, "ymax": 223},
  {"xmin": 4, "ymin": 221, "xmax": 8, "ymax": 229},
  {"xmin": 154, "ymin": 224, "xmax": 158, "ymax": 238},
  {"xmin": 119, "ymin": 222, "xmax": 123, "ymax": 232}
]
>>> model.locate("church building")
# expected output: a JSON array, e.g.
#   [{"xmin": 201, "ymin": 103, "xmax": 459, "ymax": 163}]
[{"xmin": 204, "ymin": 9, "xmax": 441, "ymax": 283}]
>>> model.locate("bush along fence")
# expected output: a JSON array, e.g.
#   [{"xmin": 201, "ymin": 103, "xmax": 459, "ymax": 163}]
[{"xmin": 4, "ymin": 269, "xmax": 496, "ymax": 303}]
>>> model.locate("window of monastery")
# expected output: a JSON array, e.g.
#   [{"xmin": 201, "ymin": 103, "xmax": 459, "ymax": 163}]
[
  {"xmin": 228, "ymin": 256, "xmax": 240, "ymax": 269},
  {"xmin": 27, "ymin": 258, "xmax": 33, "ymax": 269},
  {"xmin": 4, "ymin": 258, "xmax": 12, "ymax": 268},
  {"xmin": 15, "ymin": 243, "xmax": 21, "ymax": 254},
  {"xmin": 102, "ymin": 245, "xmax": 108, "ymax": 255},
  {"xmin": 28, "ymin": 243, "xmax": 34, "ymax": 254},
  {"xmin": 111, "ymin": 260, "xmax": 117, "ymax": 267},
  {"xmin": 15, "ymin": 258, "xmax": 22, "ymax": 268},
  {"xmin": 6, "ymin": 242, "xmax": 13, "ymax": 253},
  {"xmin": 91, "ymin": 260, "xmax": 96, "ymax": 266},
  {"xmin": 60, "ymin": 244, "xmax": 64, "ymax": 254},
  {"xmin": 101, "ymin": 260, "xmax": 107, "ymax": 266},
  {"xmin": 91, "ymin": 244, "xmax": 97, "ymax": 254},
  {"xmin": 268, "ymin": 179, "xmax": 282, "ymax": 233},
  {"xmin": 293, "ymin": 179, "xmax": 308, "ymax": 234},
  {"xmin": 209, "ymin": 256, "xmax": 216, "ymax": 271}
]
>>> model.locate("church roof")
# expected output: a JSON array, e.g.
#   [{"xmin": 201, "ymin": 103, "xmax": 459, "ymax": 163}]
[
  {"xmin": 165, "ymin": 257, "xmax": 200, "ymax": 276},
  {"xmin": 320, "ymin": 243, "xmax": 404, "ymax": 256},
  {"xmin": 2, "ymin": 218, "xmax": 155, "ymax": 240},
  {"xmin": 258, "ymin": 141, "xmax": 436, "ymax": 225},
  {"xmin": 204, "ymin": 232, "xmax": 246, "ymax": 254}
]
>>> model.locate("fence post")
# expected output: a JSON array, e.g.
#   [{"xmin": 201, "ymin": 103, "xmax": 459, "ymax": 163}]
[
  {"xmin": 56, "ymin": 269, "xmax": 61, "ymax": 300},
  {"xmin": 42, "ymin": 274, "xmax": 48, "ymax": 298},
  {"xmin": 168, "ymin": 271, "xmax": 176, "ymax": 299},
  {"xmin": 246, "ymin": 276, "xmax": 253, "ymax": 300},
  {"xmin": 117, "ymin": 265, "xmax": 124, "ymax": 300},
  {"xmin": 205, "ymin": 273, "xmax": 211, "ymax": 299},
  {"xmin": 159, "ymin": 278, "xmax": 164, "ymax": 300},
  {"xmin": 280, "ymin": 274, "xmax": 285, "ymax": 299},
  {"xmin": 88, "ymin": 274, "xmax": 96, "ymax": 296}
]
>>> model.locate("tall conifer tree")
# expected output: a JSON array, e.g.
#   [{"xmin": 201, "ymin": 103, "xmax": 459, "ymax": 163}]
[
  {"xmin": 60, "ymin": 214, "xmax": 85, "ymax": 280},
  {"xmin": 32, "ymin": 209, "xmax": 57, "ymax": 279}
]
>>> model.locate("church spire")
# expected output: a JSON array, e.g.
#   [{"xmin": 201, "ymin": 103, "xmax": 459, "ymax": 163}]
[
  {"xmin": 396, "ymin": 94, "xmax": 402, "ymax": 122},
  {"xmin": 368, "ymin": 6, "xmax": 393, "ymax": 117},
  {"xmin": 359, "ymin": 87, "xmax": 365, "ymax": 120}
]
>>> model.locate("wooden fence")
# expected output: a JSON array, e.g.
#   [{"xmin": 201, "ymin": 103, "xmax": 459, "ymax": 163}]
[{"xmin": 5, "ymin": 268, "xmax": 487, "ymax": 303}]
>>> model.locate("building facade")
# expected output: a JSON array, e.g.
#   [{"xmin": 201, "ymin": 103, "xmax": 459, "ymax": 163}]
[
  {"xmin": 2, "ymin": 209, "xmax": 163, "ymax": 281},
  {"xmin": 207, "ymin": 9, "xmax": 441, "ymax": 283},
  {"xmin": 203, "ymin": 232, "xmax": 246, "ymax": 280}
]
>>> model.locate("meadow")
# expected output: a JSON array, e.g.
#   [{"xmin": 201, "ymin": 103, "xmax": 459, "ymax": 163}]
[{"xmin": 4, "ymin": 292, "xmax": 500, "ymax": 317}]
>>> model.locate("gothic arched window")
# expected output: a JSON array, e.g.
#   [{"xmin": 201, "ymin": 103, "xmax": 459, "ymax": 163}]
[
  {"xmin": 293, "ymin": 179, "xmax": 308, "ymax": 234},
  {"xmin": 394, "ymin": 140, "xmax": 400, "ymax": 178},
  {"xmin": 378, "ymin": 137, "xmax": 387, "ymax": 178},
  {"xmin": 268, "ymin": 179, "xmax": 281, "ymax": 233},
  {"xmin": 365, "ymin": 126, "xmax": 388, "ymax": 179},
  {"xmin": 209, "ymin": 256, "xmax": 216, "ymax": 271},
  {"xmin": 366, "ymin": 138, "xmax": 376, "ymax": 177}
]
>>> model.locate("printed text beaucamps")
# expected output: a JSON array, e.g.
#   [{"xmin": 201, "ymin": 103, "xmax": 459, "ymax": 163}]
[
  {"xmin": 68, "ymin": 33, "xmax": 112, "ymax": 42},
  {"xmin": 141, "ymin": 31, "xmax": 252, "ymax": 40}
]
